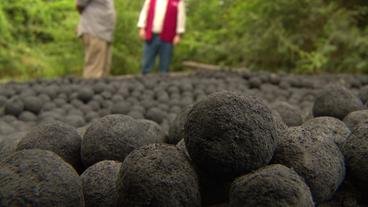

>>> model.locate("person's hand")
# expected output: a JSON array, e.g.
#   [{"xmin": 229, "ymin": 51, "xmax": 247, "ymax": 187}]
[
  {"xmin": 139, "ymin": 29, "xmax": 146, "ymax": 40},
  {"xmin": 173, "ymin": 35, "xmax": 181, "ymax": 45}
]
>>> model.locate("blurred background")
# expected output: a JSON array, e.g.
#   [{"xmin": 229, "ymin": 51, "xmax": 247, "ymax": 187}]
[{"xmin": 1, "ymin": 0, "xmax": 368, "ymax": 81}]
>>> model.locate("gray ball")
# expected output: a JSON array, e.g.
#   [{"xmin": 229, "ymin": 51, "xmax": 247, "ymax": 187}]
[
  {"xmin": 0, "ymin": 149, "xmax": 84, "ymax": 207},
  {"xmin": 271, "ymin": 101, "xmax": 303, "ymax": 126},
  {"xmin": 302, "ymin": 116, "xmax": 351, "ymax": 147},
  {"xmin": 343, "ymin": 109, "xmax": 368, "ymax": 130},
  {"xmin": 81, "ymin": 160, "xmax": 122, "ymax": 207},
  {"xmin": 184, "ymin": 91, "xmax": 277, "ymax": 180},
  {"xmin": 313, "ymin": 85, "xmax": 364, "ymax": 120},
  {"xmin": 342, "ymin": 123, "xmax": 368, "ymax": 191},
  {"xmin": 272, "ymin": 127, "xmax": 346, "ymax": 203},
  {"xmin": 16, "ymin": 121, "xmax": 82, "ymax": 171},
  {"xmin": 81, "ymin": 115, "xmax": 165, "ymax": 167},
  {"xmin": 168, "ymin": 105, "xmax": 191, "ymax": 144},
  {"xmin": 116, "ymin": 144, "xmax": 201, "ymax": 207},
  {"xmin": 229, "ymin": 164, "xmax": 314, "ymax": 207}
]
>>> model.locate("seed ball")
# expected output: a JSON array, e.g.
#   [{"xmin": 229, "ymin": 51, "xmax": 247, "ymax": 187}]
[
  {"xmin": 313, "ymin": 85, "xmax": 364, "ymax": 120},
  {"xmin": 229, "ymin": 164, "xmax": 314, "ymax": 207},
  {"xmin": 16, "ymin": 121, "xmax": 82, "ymax": 171},
  {"xmin": 116, "ymin": 144, "xmax": 201, "ymax": 207},
  {"xmin": 0, "ymin": 149, "xmax": 84, "ymax": 206},
  {"xmin": 185, "ymin": 91, "xmax": 277, "ymax": 180},
  {"xmin": 81, "ymin": 115, "xmax": 165, "ymax": 167},
  {"xmin": 81, "ymin": 160, "xmax": 122, "ymax": 207}
]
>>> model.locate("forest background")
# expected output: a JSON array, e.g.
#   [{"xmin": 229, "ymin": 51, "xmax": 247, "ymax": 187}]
[{"xmin": 0, "ymin": 0, "xmax": 368, "ymax": 80}]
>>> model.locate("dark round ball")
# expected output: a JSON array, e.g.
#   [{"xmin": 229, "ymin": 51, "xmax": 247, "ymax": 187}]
[
  {"xmin": 127, "ymin": 111, "xmax": 144, "ymax": 119},
  {"xmin": 4, "ymin": 98, "xmax": 24, "ymax": 117},
  {"xmin": 0, "ymin": 96, "xmax": 7, "ymax": 108},
  {"xmin": 65, "ymin": 115, "xmax": 86, "ymax": 128},
  {"xmin": 271, "ymin": 101, "xmax": 303, "ymax": 126},
  {"xmin": 81, "ymin": 115, "xmax": 165, "ymax": 167},
  {"xmin": 358, "ymin": 85, "xmax": 368, "ymax": 103},
  {"xmin": 342, "ymin": 123, "xmax": 368, "ymax": 191},
  {"xmin": 229, "ymin": 164, "xmax": 314, "ymax": 207},
  {"xmin": 145, "ymin": 107, "xmax": 166, "ymax": 124},
  {"xmin": 343, "ymin": 109, "xmax": 368, "ymax": 131},
  {"xmin": 168, "ymin": 105, "xmax": 191, "ymax": 144},
  {"xmin": 111, "ymin": 101, "xmax": 131, "ymax": 115},
  {"xmin": 184, "ymin": 91, "xmax": 277, "ymax": 180},
  {"xmin": 16, "ymin": 121, "xmax": 82, "ymax": 171},
  {"xmin": 18, "ymin": 111, "xmax": 38, "ymax": 122},
  {"xmin": 136, "ymin": 119, "xmax": 167, "ymax": 143},
  {"xmin": 272, "ymin": 127, "xmax": 346, "ymax": 203},
  {"xmin": 116, "ymin": 144, "xmax": 201, "ymax": 207},
  {"xmin": 302, "ymin": 116, "xmax": 351, "ymax": 147},
  {"xmin": 81, "ymin": 160, "xmax": 122, "ymax": 207},
  {"xmin": 313, "ymin": 85, "xmax": 364, "ymax": 120},
  {"xmin": 0, "ymin": 131, "xmax": 26, "ymax": 160},
  {"xmin": 22, "ymin": 96, "xmax": 42, "ymax": 114},
  {"xmin": 0, "ymin": 149, "xmax": 84, "ymax": 206},
  {"xmin": 77, "ymin": 88, "xmax": 94, "ymax": 103}
]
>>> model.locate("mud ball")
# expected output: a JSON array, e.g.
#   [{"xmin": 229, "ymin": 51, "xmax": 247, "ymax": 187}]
[
  {"xmin": 271, "ymin": 101, "xmax": 303, "ymax": 126},
  {"xmin": 302, "ymin": 116, "xmax": 351, "ymax": 147},
  {"xmin": 0, "ymin": 149, "xmax": 84, "ymax": 206},
  {"xmin": 77, "ymin": 88, "xmax": 94, "ymax": 103},
  {"xmin": 136, "ymin": 119, "xmax": 167, "ymax": 143},
  {"xmin": 116, "ymin": 144, "xmax": 201, "ymax": 207},
  {"xmin": 127, "ymin": 111, "xmax": 144, "ymax": 119},
  {"xmin": 22, "ymin": 96, "xmax": 42, "ymax": 114},
  {"xmin": 65, "ymin": 115, "xmax": 86, "ymax": 128},
  {"xmin": 16, "ymin": 121, "xmax": 82, "ymax": 171},
  {"xmin": 342, "ymin": 123, "xmax": 368, "ymax": 191},
  {"xmin": 272, "ymin": 127, "xmax": 345, "ymax": 203},
  {"xmin": 229, "ymin": 164, "xmax": 314, "ymax": 207},
  {"xmin": 81, "ymin": 115, "xmax": 165, "ymax": 167},
  {"xmin": 81, "ymin": 160, "xmax": 122, "ymax": 207},
  {"xmin": 184, "ymin": 91, "xmax": 277, "ymax": 180},
  {"xmin": 111, "ymin": 101, "xmax": 131, "ymax": 115},
  {"xmin": 4, "ymin": 98, "xmax": 24, "ymax": 116},
  {"xmin": 168, "ymin": 105, "xmax": 192, "ymax": 144},
  {"xmin": 313, "ymin": 85, "xmax": 364, "ymax": 120},
  {"xmin": 272, "ymin": 111, "xmax": 288, "ymax": 144},
  {"xmin": 18, "ymin": 111, "xmax": 38, "ymax": 122},
  {"xmin": 0, "ymin": 132, "xmax": 26, "ymax": 161},
  {"xmin": 145, "ymin": 107, "xmax": 166, "ymax": 124},
  {"xmin": 343, "ymin": 110, "xmax": 368, "ymax": 130},
  {"xmin": 358, "ymin": 85, "xmax": 368, "ymax": 103}
]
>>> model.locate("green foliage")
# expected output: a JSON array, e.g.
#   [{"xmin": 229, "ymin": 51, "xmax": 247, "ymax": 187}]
[{"xmin": 1, "ymin": 0, "xmax": 368, "ymax": 80}]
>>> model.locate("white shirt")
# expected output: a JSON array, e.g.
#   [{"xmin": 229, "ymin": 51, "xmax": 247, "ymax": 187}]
[{"xmin": 137, "ymin": 0, "xmax": 186, "ymax": 34}]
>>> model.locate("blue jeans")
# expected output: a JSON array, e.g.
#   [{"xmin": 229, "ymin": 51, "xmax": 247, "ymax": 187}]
[{"xmin": 142, "ymin": 34, "xmax": 173, "ymax": 75}]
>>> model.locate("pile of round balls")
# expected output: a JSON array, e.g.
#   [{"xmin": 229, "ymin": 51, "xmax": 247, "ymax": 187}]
[{"xmin": 1, "ymin": 70, "xmax": 368, "ymax": 206}]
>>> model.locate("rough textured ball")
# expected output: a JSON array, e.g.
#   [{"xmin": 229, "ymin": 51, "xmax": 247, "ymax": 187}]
[
  {"xmin": 4, "ymin": 98, "xmax": 24, "ymax": 116},
  {"xmin": 272, "ymin": 127, "xmax": 346, "ymax": 203},
  {"xmin": 341, "ymin": 123, "xmax": 368, "ymax": 191},
  {"xmin": 168, "ymin": 105, "xmax": 191, "ymax": 144},
  {"xmin": 313, "ymin": 85, "xmax": 364, "ymax": 120},
  {"xmin": 81, "ymin": 160, "xmax": 122, "ymax": 207},
  {"xmin": 229, "ymin": 164, "xmax": 314, "ymax": 207},
  {"xmin": 18, "ymin": 111, "xmax": 38, "ymax": 122},
  {"xmin": 271, "ymin": 101, "xmax": 303, "ymax": 126},
  {"xmin": 81, "ymin": 115, "xmax": 165, "ymax": 167},
  {"xmin": 77, "ymin": 88, "xmax": 94, "ymax": 103},
  {"xmin": 184, "ymin": 91, "xmax": 277, "ymax": 180},
  {"xmin": 22, "ymin": 96, "xmax": 43, "ymax": 114},
  {"xmin": 16, "ymin": 121, "xmax": 82, "ymax": 171},
  {"xmin": 343, "ymin": 109, "xmax": 368, "ymax": 130},
  {"xmin": 145, "ymin": 107, "xmax": 166, "ymax": 124},
  {"xmin": 0, "ymin": 149, "xmax": 84, "ymax": 206},
  {"xmin": 136, "ymin": 119, "xmax": 167, "ymax": 143},
  {"xmin": 358, "ymin": 85, "xmax": 368, "ymax": 103},
  {"xmin": 116, "ymin": 144, "xmax": 201, "ymax": 207},
  {"xmin": 302, "ymin": 116, "xmax": 351, "ymax": 147}
]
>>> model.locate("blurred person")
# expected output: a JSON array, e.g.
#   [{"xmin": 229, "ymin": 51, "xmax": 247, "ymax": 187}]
[
  {"xmin": 138, "ymin": 0, "xmax": 186, "ymax": 75},
  {"xmin": 76, "ymin": 0, "xmax": 116, "ymax": 78}
]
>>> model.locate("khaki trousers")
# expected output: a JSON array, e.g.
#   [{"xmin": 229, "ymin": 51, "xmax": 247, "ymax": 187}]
[{"xmin": 82, "ymin": 34, "xmax": 112, "ymax": 79}]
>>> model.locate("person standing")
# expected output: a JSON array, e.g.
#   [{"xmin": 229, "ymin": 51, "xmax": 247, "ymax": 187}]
[
  {"xmin": 138, "ymin": 0, "xmax": 186, "ymax": 75},
  {"xmin": 76, "ymin": 0, "xmax": 116, "ymax": 78}
]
